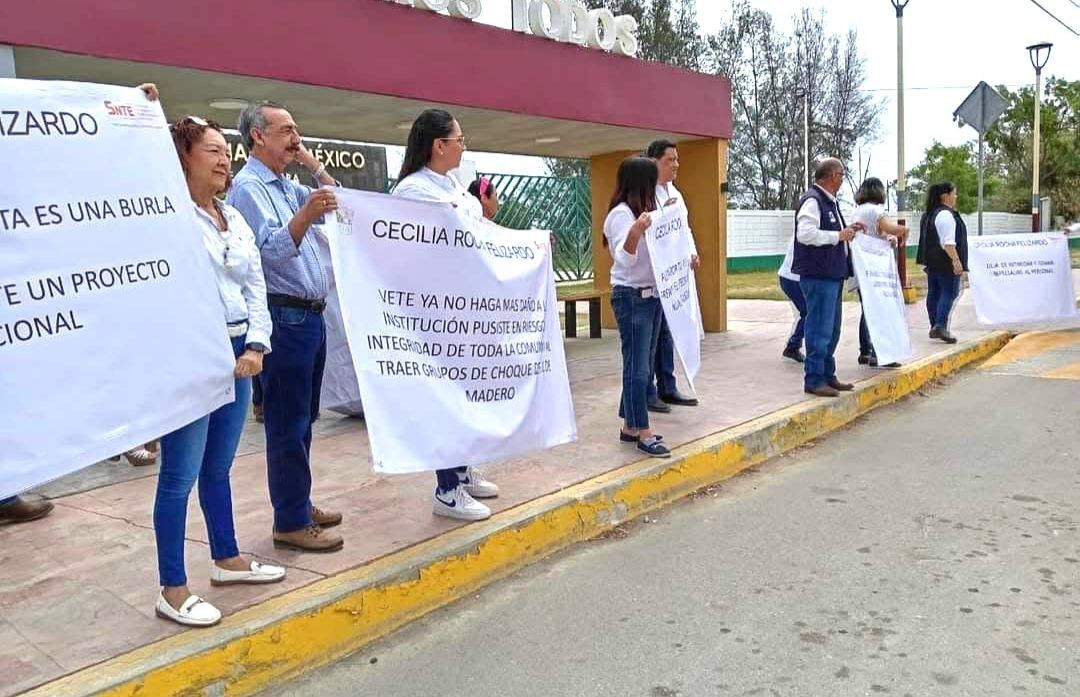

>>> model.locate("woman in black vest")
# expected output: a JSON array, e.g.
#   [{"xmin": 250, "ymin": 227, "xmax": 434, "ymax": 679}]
[{"xmin": 916, "ymin": 182, "xmax": 968, "ymax": 343}]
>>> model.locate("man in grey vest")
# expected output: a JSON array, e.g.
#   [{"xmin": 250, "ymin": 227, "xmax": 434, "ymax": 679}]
[{"xmin": 792, "ymin": 159, "xmax": 863, "ymax": 397}]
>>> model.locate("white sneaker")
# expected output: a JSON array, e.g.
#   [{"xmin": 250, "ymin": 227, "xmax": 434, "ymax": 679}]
[
  {"xmin": 433, "ymin": 486, "xmax": 491, "ymax": 521},
  {"xmin": 155, "ymin": 592, "xmax": 222, "ymax": 627},
  {"xmin": 210, "ymin": 560, "xmax": 287, "ymax": 586},
  {"xmin": 459, "ymin": 466, "xmax": 499, "ymax": 499}
]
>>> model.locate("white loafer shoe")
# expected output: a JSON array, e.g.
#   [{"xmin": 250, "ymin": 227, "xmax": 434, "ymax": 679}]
[
  {"xmin": 210, "ymin": 560, "xmax": 286, "ymax": 586},
  {"xmin": 155, "ymin": 593, "xmax": 221, "ymax": 627}
]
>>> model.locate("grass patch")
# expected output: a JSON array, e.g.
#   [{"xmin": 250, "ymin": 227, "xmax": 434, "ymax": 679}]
[
  {"xmin": 1071, "ymin": 248, "xmax": 1079, "ymax": 269},
  {"xmin": 726, "ymin": 269, "xmax": 786, "ymax": 301}
]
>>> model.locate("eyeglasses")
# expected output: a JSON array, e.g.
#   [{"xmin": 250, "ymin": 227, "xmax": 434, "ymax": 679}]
[
  {"xmin": 438, "ymin": 135, "xmax": 466, "ymax": 146},
  {"xmin": 180, "ymin": 115, "xmax": 209, "ymax": 126}
]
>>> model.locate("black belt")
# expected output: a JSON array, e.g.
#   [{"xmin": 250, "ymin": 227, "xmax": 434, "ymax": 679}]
[{"xmin": 267, "ymin": 293, "xmax": 326, "ymax": 313}]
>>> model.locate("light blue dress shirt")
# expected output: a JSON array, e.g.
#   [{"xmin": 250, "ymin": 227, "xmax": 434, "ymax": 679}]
[{"xmin": 226, "ymin": 156, "xmax": 328, "ymax": 300}]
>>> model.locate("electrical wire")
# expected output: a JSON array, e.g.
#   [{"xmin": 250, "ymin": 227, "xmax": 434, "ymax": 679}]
[{"xmin": 1026, "ymin": 0, "xmax": 1080, "ymax": 36}]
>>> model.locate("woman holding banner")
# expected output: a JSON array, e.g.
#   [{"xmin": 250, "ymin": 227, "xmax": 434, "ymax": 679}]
[
  {"xmin": 604, "ymin": 157, "xmax": 671, "ymax": 458},
  {"xmin": 152, "ymin": 116, "xmax": 285, "ymax": 628},
  {"xmin": 392, "ymin": 108, "xmax": 500, "ymax": 522},
  {"xmin": 852, "ymin": 177, "xmax": 907, "ymax": 367},
  {"xmin": 916, "ymin": 182, "xmax": 968, "ymax": 344}
]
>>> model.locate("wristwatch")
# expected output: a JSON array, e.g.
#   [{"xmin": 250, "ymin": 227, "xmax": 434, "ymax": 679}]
[{"xmin": 246, "ymin": 342, "xmax": 268, "ymax": 353}]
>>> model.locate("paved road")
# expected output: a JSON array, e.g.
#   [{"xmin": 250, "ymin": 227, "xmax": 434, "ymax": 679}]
[{"xmin": 262, "ymin": 347, "xmax": 1080, "ymax": 697}]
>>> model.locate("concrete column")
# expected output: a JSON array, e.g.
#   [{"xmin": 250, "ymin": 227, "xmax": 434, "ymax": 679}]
[
  {"xmin": 590, "ymin": 138, "xmax": 730, "ymax": 332},
  {"xmin": 0, "ymin": 45, "xmax": 15, "ymax": 77}
]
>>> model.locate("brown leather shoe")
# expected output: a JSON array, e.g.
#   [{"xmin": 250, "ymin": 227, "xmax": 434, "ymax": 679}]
[
  {"xmin": 828, "ymin": 379, "xmax": 854, "ymax": 391},
  {"xmin": 804, "ymin": 385, "xmax": 840, "ymax": 397},
  {"xmin": 273, "ymin": 525, "xmax": 343, "ymax": 553},
  {"xmin": 0, "ymin": 496, "xmax": 55, "ymax": 525},
  {"xmin": 311, "ymin": 505, "xmax": 342, "ymax": 529}
]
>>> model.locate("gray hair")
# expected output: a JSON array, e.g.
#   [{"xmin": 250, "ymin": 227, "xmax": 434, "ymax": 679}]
[
  {"xmin": 813, "ymin": 158, "xmax": 844, "ymax": 182},
  {"xmin": 238, "ymin": 100, "xmax": 288, "ymax": 150}
]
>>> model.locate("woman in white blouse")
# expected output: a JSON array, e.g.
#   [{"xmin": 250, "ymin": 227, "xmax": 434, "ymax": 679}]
[
  {"xmin": 392, "ymin": 108, "xmax": 500, "ymax": 523},
  {"xmin": 153, "ymin": 116, "xmax": 285, "ymax": 628},
  {"xmin": 604, "ymin": 156, "xmax": 670, "ymax": 458}
]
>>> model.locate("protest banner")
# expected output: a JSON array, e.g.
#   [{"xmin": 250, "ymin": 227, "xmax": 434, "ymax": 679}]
[
  {"xmin": 645, "ymin": 204, "xmax": 703, "ymax": 389},
  {"xmin": 967, "ymin": 233, "xmax": 1077, "ymax": 325},
  {"xmin": 310, "ymin": 225, "xmax": 364, "ymax": 416},
  {"xmin": 326, "ymin": 189, "xmax": 576, "ymax": 473},
  {"xmin": 0, "ymin": 79, "xmax": 236, "ymax": 498},
  {"xmin": 850, "ymin": 234, "xmax": 912, "ymax": 366}
]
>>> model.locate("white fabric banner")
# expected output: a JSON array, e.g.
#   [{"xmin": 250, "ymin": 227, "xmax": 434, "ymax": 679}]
[
  {"xmin": 326, "ymin": 189, "xmax": 576, "ymax": 473},
  {"xmin": 645, "ymin": 204, "xmax": 703, "ymax": 390},
  {"xmin": 850, "ymin": 235, "xmax": 912, "ymax": 366},
  {"xmin": 968, "ymin": 233, "xmax": 1078, "ymax": 325},
  {"xmin": 0, "ymin": 79, "xmax": 236, "ymax": 498},
  {"xmin": 310, "ymin": 225, "xmax": 364, "ymax": 416}
]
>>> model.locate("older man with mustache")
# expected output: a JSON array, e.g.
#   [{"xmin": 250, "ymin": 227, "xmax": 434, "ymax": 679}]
[{"xmin": 227, "ymin": 101, "xmax": 344, "ymax": 553}]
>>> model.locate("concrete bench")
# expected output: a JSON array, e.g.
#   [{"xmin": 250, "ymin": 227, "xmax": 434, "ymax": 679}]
[{"xmin": 557, "ymin": 288, "xmax": 607, "ymax": 339}]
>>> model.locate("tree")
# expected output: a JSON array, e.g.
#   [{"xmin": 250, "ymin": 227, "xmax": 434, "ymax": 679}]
[
  {"xmin": 906, "ymin": 141, "xmax": 997, "ymax": 214},
  {"xmin": 544, "ymin": 0, "xmax": 703, "ymax": 178},
  {"xmin": 705, "ymin": 3, "xmax": 883, "ymax": 209},
  {"xmin": 984, "ymin": 78, "xmax": 1080, "ymax": 221}
]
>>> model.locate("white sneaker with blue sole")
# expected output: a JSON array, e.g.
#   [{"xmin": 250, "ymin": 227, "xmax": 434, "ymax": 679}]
[{"xmin": 433, "ymin": 486, "xmax": 491, "ymax": 521}]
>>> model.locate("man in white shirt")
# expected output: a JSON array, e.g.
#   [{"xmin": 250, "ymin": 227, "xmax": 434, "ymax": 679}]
[
  {"xmin": 792, "ymin": 159, "xmax": 863, "ymax": 397},
  {"xmin": 645, "ymin": 139, "xmax": 699, "ymax": 411}
]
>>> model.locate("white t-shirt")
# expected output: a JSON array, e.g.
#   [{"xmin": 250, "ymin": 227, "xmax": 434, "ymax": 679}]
[
  {"xmin": 604, "ymin": 203, "xmax": 656, "ymax": 288},
  {"xmin": 778, "ymin": 237, "xmax": 798, "ymax": 281},
  {"xmin": 854, "ymin": 203, "xmax": 887, "ymax": 240},
  {"xmin": 934, "ymin": 209, "xmax": 956, "ymax": 246}
]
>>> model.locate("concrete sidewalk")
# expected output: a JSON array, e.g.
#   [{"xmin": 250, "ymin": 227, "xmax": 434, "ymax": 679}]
[{"xmin": 0, "ymin": 293, "xmax": 1023, "ymax": 696}]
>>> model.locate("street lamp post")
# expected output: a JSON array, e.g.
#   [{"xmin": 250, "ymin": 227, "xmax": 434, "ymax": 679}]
[
  {"xmin": 890, "ymin": 0, "xmax": 914, "ymax": 302},
  {"xmin": 1026, "ymin": 41, "xmax": 1052, "ymax": 232},
  {"xmin": 890, "ymin": 0, "xmax": 910, "ymax": 214}
]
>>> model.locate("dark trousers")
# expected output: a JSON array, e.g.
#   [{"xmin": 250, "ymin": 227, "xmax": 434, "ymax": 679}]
[
  {"xmin": 799, "ymin": 277, "xmax": 844, "ymax": 389},
  {"xmin": 263, "ymin": 305, "xmax": 326, "ymax": 533},
  {"xmin": 435, "ymin": 467, "xmax": 467, "ymax": 493},
  {"xmin": 779, "ymin": 276, "xmax": 806, "ymax": 351},
  {"xmin": 857, "ymin": 291, "xmax": 875, "ymax": 358},
  {"xmin": 612, "ymin": 286, "xmax": 663, "ymax": 430},
  {"xmin": 0, "ymin": 497, "xmax": 15, "ymax": 506},
  {"xmin": 252, "ymin": 375, "xmax": 263, "ymax": 407},
  {"xmin": 647, "ymin": 315, "xmax": 678, "ymax": 401},
  {"xmin": 926, "ymin": 272, "xmax": 961, "ymax": 330}
]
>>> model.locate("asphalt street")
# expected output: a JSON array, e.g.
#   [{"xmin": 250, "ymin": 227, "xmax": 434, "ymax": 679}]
[{"xmin": 261, "ymin": 356, "xmax": 1080, "ymax": 697}]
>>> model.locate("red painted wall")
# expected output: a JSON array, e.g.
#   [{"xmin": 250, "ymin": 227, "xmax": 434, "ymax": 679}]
[{"xmin": 1, "ymin": 0, "xmax": 732, "ymax": 139}]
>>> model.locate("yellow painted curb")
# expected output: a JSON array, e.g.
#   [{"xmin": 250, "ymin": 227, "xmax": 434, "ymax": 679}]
[{"xmin": 25, "ymin": 331, "xmax": 1011, "ymax": 697}]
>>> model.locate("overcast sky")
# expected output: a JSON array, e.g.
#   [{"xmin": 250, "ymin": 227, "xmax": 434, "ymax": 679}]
[{"xmin": 395, "ymin": 0, "xmax": 1079, "ymax": 190}]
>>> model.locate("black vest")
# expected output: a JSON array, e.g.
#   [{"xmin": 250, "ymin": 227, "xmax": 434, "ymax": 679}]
[
  {"xmin": 916, "ymin": 206, "xmax": 968, "ymax": 274},
  {"xmin": 792, "ymin": 186, "xmax": 850, "ymax": 280}
]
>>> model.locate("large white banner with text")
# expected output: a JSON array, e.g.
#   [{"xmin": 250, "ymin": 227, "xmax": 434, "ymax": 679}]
[
  {"xmin": 328, "ymin": 189, "xmax": 576, "ymax": 473},
  {"xmin": 850, "ymin": 234, "xmax": 912, "ymax": 366},
  {"xmin": 968, "ymin": 233, "xmax": 1077, "ymax": 325},
  {"xmin": 645, "ymin": 204, "xmax": 703, "ymax": 389},
  {"xmin": 0, "ymin": 79, "xmax": 236, "ymax": 498}
]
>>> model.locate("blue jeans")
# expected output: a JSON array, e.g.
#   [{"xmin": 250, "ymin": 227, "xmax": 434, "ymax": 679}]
[
  {"xmin": 779, "ymin": 276, "xmax": 806, "ymax": 351},
  {"xmin": 857, "ymin": 291, "xmax": 875, "ymax": 358},
  {"xmin": 646, "ymin": 315, "xmax": 678, "ymax": 401},
  {"xmin": 612, "ymin": 286, "xmax": 663, "ymax": 430},
  {"xmin": 263, "ymin": 305, "xmax": 326, "ymax": 533},
  {"xmin": 155, "ymin": 335, "xmax": 251, "ymax": 587},
  {"xmin": 926, "ymin": 272, "xmax": 961, "ymax": 330},
  {"xmin": 799, "ymin": 277, "xmax": 844, "ymax": 389}
]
